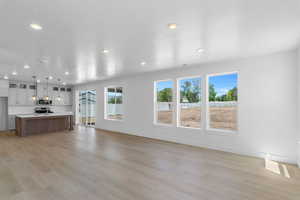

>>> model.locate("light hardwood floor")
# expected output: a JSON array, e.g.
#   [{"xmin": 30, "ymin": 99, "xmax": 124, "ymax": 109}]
[{"xmin": 0, "ymin": 126, "xmax": 299, "ymax": 200}]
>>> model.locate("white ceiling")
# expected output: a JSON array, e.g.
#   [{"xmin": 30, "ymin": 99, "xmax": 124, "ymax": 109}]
[{"xmin": 0, "ymin": 0, "xmax": 300, "ymax": 84}]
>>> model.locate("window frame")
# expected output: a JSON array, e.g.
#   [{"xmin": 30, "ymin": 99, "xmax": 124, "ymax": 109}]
[
  {"xmin": 104, "ymin": 86, "xmax": 124, "ymax": 121},
  {"xmin": 153, "ymin": 79, "xmax": 175, "ymax": 127},
  {"xmin": 206, "ymin": 71, "xmax": 239, "ymax": 134},
  {"xmin": 176, "ymin": 75, "xmax": 203, "ymax": 130}
]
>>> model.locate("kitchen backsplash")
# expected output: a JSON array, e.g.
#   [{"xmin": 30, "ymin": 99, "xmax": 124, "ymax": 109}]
[{"xmin": 8, "ymin": 105, "xmax": 73, "ymax": 115}]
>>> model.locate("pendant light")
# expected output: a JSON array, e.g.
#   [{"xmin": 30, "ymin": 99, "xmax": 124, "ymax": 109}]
[
  {"xmin": 31, "ymin": 76, "xmax": 37, "ymax": 101},
  {"xmin": 56, "ymin": 78, "xmax": 62, "ymax": 102}
]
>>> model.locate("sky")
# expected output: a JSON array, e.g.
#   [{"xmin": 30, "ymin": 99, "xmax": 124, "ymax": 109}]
[
  {"xmin": 209, "ymin": 73, "xmax": 237, "ymax": 96},
  {"xmin": 157, "ymin": 80, "xmax": 173, "ymax": 91},
  {"xmin": 156, "ymin": 73, "xmax": 237, "ymax": 96}
]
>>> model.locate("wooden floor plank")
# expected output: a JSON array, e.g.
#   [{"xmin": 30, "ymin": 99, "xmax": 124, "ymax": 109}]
[{"xmin": 0, "ymin": 126, "xmax": 299, "ymax": 200}]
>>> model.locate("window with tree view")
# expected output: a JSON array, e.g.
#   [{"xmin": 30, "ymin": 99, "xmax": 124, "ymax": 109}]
[
  {"xmin": 208, "ymin": 73, "xmax": 238, "ymax": 131},
  {"xmin": 178, "ymin": 77, "xmax": 201, "ymax": 128},
  {"xmin": 155, "ymin": 80, "xmax": 173, "ymax": 125},
  {"xmin": 105, "ymin": 87, "xmax": 123, "ymax": 120}
]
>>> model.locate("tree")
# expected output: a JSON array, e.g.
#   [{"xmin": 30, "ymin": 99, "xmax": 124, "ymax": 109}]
[
  {"xmin": 158, "ymin": 88, "xmax": 172, "ymax": 102},
  {"xmin": 227, "ymin": 87, "xmax": 237, "ymax": 101},
  {"xmin": 180, "ymin": 80, "xmax": 201, "ymax": 103},
  {"xmin": 209, "ymin": 84, "xmax": 217, "ymax": 101},
  {"xmin": 213, "ymin": 87, "xmax": 238, "ymax": 102}
]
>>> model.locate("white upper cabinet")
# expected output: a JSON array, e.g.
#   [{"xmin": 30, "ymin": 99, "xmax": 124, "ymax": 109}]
[
  {"xmin": 37, "ymin": 84, "xmax": 51, "ymax": 100},
  {"xmin": 0, "ymin": 80, "xmax": 8, "ymax": 97},
  {"xmin": 8, "ymin": 81, "xmax": 73, "ymax": 106},
  {"xmin": 17, "ymin": 83, "xmax": 28, "ymax": 105},
  {"xmin": 8, "ymin": 83, "xmax": 18, "ymax": 105}
]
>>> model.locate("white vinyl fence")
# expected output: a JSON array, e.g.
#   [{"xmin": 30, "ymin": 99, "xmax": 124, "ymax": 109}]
[
  {"xmin": 209, "ymin": 101, "xmax": 237, "ymax": 107},
  {"xmin": 157, "ymin": 101, "xmax": 237, "ymax": 111}
]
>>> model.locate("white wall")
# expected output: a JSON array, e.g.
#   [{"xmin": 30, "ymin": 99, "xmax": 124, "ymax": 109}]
[{"xmin": 75, "ymin": 50, "xmax": 298, "ymax": 164}]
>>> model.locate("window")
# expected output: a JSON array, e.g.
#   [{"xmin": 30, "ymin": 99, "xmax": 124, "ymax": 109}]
[
  {"xmin": 178, "ymin": 77, "xmax": 202, "ymax": 128},
  {"xmin": 19, "ymin": 84, "xmax": 27, "ymax": 89},
  {"xmin": 154, "ymin": 80, "xmax": 174, "ymax": 125},
  {"xmin": 105, "ymin": 87, "xmax": 123, "ymax": 120},
  {"xmin": 9, "ymin": 83, "xmax": 17, "ymax": 88},
  {"xmin": 207, "ymin": 72, "xmax": 238, "ymax": 131},
  {"xmin": 29, "ymin": 85, "xmax": 36, "ymax": 90}
]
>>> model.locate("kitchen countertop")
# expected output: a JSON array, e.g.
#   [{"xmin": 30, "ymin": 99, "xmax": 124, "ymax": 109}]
[{"xmin": 16, "ymin": 112, "xmax": 73, "ymax": 118}]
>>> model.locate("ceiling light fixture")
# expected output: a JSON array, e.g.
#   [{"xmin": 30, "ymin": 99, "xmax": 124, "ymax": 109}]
[
  {"xmin": 3, "ymin": 75, "xmax": 8, "ymax": 80},
  {"xmin": 24, "ymin": 65, "xmax": 30, "ymax": 69},
  {"xmin": 168, "ymin": 23, "xmax": 177, "ymax": 29},
  {"xmin": 30, "ymin": 23, "xmax": 43, "ymax": 30},
  {"xmin": 64, "ymin": 71, "xmax": 69, "ymax": 75},
  {"xmin": 141, "ymin": 62, "xmax": 146, "ymax": 66},
  {"xmin": 102, "ymin": 49, "xmax": 109, "ymax": 54},
  {"xmin": 37, "ymin": 79, "xmax": 40, "ymax": 83},
  {"xmin": 197, "ymin": 48, "xmax": 205, "ymax": 53},
  {"xmin": 48, "ymin": 76, "xmax": 53, "ymax": 80},
  {"xmin": 62, "ymin": 82, "xmax": 66, "ymax": 85},
  {"xmin": 12, "ymin": 71, "xmax": 17, "ymax": 76}
]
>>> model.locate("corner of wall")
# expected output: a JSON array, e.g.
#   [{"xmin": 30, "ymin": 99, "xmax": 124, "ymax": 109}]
[{"xmin": 297, "ymin": 48, "xmax": 300, "ymax": 167}]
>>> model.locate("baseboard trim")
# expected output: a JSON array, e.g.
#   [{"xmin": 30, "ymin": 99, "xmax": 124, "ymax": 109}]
[{"xmin": 95, "ymin": 128, "xmax": 296, "ymax": 165}]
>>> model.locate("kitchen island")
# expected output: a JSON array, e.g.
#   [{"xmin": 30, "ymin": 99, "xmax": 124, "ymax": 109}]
[{"xmin": 15, "ymin": 113, "xmax": 73, "ymax": 137}]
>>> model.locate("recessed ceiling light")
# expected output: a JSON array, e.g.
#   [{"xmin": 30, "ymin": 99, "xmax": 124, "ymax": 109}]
[
  {"xmin": 64, "ymin": 71, "xmax": 69, "ymax": 75},
  {"xmin": 12, "ymin": 71, "xmax": 17, "ymax": 76},
  {"xmin": 48, "ymin": 76, "xmax": 53, "ymax": 80},
  {"xmin": 197, "ymin": 48, "xmax": 205, "ymax": 53},
  {"xmin": 37, "ymin": 79, "xmax": 40, "ymax": 83},
  {"xmin": 24, "ymin": 65, "xmax": 30, "ymax": 69},
  {"xmin": 30, "ymin": 23, "xmax": 43, "ymax": 30},
  {"xmin": 141, "ymin": 61, "xmax": 146, "ymax": 66},
  {"xmin": 168, "ymin": 23, "xmax": 177, "ymax": 29},
  {"xmin": 102, "ymin": 49, "xmax": 109, "ymax": 54},
  {"xmin": 3, "ymin": 75, "xmax": 8, "ymax": 80}
]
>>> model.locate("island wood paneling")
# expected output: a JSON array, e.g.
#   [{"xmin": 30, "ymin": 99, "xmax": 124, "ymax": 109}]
[{"xmin": 15, "ymin": 115, "xmax": 73, "ymax": 136}]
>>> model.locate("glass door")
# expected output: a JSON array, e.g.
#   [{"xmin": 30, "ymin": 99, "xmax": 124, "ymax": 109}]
[
  {"xmin": 78, "ymin": 90, "xmax": 96, "ymax": 127},
  {"xmin": 86, "ymin": 90, "xmax": 96, "ymax": 126},
  {"xmin": 79, "ymin": 91, "xmax": 87, "ymax": 126}
]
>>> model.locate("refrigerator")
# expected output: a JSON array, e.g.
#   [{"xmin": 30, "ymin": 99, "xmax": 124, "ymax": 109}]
[{"xmin": 0, "ymin": 97, "xmax": 8, "ymax": 131}]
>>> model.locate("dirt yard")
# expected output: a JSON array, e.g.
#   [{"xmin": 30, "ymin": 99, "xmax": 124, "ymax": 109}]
[
  {"xmin": 179, "ymin": 107, "xmax": 201, "ymax": 128},
  {"xmin": 209, "ymin": 106, "xmax": 237, "ymax": 130},
  {"xmin": 157, "ymin": 106, "xmax": 237, "ymax": 130}
]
